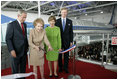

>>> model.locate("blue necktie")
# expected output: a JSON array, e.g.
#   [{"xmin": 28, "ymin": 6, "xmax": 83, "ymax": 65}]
[{"xmin": 63, "ymin": 19, "xmax": 65, "ymax": 31}]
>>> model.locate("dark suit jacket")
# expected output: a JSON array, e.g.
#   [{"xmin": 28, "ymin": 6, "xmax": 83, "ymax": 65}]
[
  {"xmin": 55, "ymin": 18, "xmax": 73, "ymax": 48},
  {"xmin": 6, "ymin": 20, "xmax": 28, "ymax": 57}
]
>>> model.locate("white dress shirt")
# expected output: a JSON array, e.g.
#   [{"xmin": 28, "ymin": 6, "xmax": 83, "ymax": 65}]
[
  {"xmin": 17, "ymin": 19, "xmax": 21, "ymax": 27},
  {"xmin": 17, "ymin": 19, "xmax": 25, "ymax": 31}
]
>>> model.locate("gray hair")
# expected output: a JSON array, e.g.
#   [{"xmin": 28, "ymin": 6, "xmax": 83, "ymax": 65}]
[{"xmin": 17, "ymin": 9, "xmax": 27, "ymax": 16}]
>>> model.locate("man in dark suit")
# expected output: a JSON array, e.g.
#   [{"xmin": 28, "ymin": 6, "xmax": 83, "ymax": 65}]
[
  {"xmin": 6, "ymin": 10, "xmax": 28, "ymax": 77},
  {"xmin": 55, "ymin": 7, "xmax": 73, "ymax": 73}
]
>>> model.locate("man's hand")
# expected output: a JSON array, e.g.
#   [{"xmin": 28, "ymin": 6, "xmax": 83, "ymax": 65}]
[
  {"xmin": 11, "ymin": 50, "xmax": 16, "ymax": 58},
  {"xmin": 70, "ymin": 42, "xmax": 73, "ymax": 47}
]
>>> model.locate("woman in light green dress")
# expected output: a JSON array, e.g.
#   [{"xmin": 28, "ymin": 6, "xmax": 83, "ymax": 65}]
[{"xmin": 45, "ymin": 16, "xmax": 62, "ymax": 77}]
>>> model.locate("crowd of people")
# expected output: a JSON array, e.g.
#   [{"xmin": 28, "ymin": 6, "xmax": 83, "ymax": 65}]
[
  {"xmin": 78, "ymin": 42, "xmax": 102, "ymax": 61},
  {"xmin": 78, "ymin": 42, "xmax": 117, "ymax": 65}
]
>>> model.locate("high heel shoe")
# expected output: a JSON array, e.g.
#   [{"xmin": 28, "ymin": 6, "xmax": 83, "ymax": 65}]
[
  {"xmin": 54, "ymin": 74, "xmax": 58, "ymax": 77},
  {"xmin": 49, "ymin": 74, "xmax": 53, "ymax": 77}
]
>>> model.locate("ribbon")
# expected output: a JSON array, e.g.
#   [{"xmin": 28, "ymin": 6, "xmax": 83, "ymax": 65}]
[
  {"xmin": 1, "ymin": 72, "xmax": 36, "ymax": 79},
  {"xmin": 59, "ymin": 45, "xmax": 76, "ymax": 54},
  {"xmin": 39, "ymin": 45, "xmax": 76, "ymax": 54}
]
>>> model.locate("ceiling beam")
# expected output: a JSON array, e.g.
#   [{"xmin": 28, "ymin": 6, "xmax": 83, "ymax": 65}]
[
  {"xmin": 1, "ymin": 8, "xmax": 18, "ymax": 11},
  {"xmin": 1, "ymin": 8, "xmax": 38, "ymax": 13},
  {"xmin": 16, "ymin": 1, "xmax": 37, "ymax": 6},
  {"xmin": 68, "ymin": 2, "xmax": 117, "ymax": 14},
  {"xmin": 25, "ymin": 1, "xmax": 53, "ymax": 11},
  {"xmin": 68, "ymin": 10, "xmax": 102, "ymax": 17},
  {"xmin": 1, "ymin": 1, "xmax": 11, "ymax": 9},
  {"xmin": 25, "ymin": 5, "xmax": 38, "ymax": 11},
  {"xmin": 58, "ymin": 1, "xmax": 64, "ymax": 16},
  {"xmin": 42, "ymin": 1, "xmax": 92, "ymax": 14}
]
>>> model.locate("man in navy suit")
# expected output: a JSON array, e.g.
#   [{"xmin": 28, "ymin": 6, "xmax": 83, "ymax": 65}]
[
  {"xmin": 6, "ymin": 10, "xmax": 28, "ymax": 77},
  {"xmin": 55, "ymin": 8, "xmax": 73, "ymax": 73}
]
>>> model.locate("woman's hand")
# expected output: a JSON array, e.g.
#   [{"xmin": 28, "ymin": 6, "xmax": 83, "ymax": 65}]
[
  {"xmin": 48, "ymin": 46, "xmax": 53, "ymax": 51},
  {"xmin": 59, "ymin": 49, "xmax": 62, "ymax": 52},
  {"xmin": 35, "ymin": 46, "xmax": 39, "ymax": 51}
]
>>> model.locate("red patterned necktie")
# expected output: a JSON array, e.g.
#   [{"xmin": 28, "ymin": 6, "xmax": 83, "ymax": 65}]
[{"xmin": 21, "ymin": 23, "xmax": 25, "ymax": 36}]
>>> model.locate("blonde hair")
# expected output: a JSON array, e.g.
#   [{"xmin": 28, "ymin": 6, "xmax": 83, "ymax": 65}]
[
  {"xmin": 33, "ymin": 18, "xmax": 44, "ymax": 27},
  {"xmin": 61, "ymin": 7, "xmax": 68, "ymax": 12},
  {"xmin": 48, "ymin": 16, "xmax": 56, "ymax": 22}
]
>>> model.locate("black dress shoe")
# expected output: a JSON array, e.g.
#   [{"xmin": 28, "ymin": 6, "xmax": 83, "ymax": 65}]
[{"xmin": 58, "ymin": 68, "xmax": 62, "ymax": 72}]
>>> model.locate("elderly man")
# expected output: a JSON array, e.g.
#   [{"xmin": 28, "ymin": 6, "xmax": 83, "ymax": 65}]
[{"xmin": 6, "ymin": 9, "xmax": 28, "ymax": 78}]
